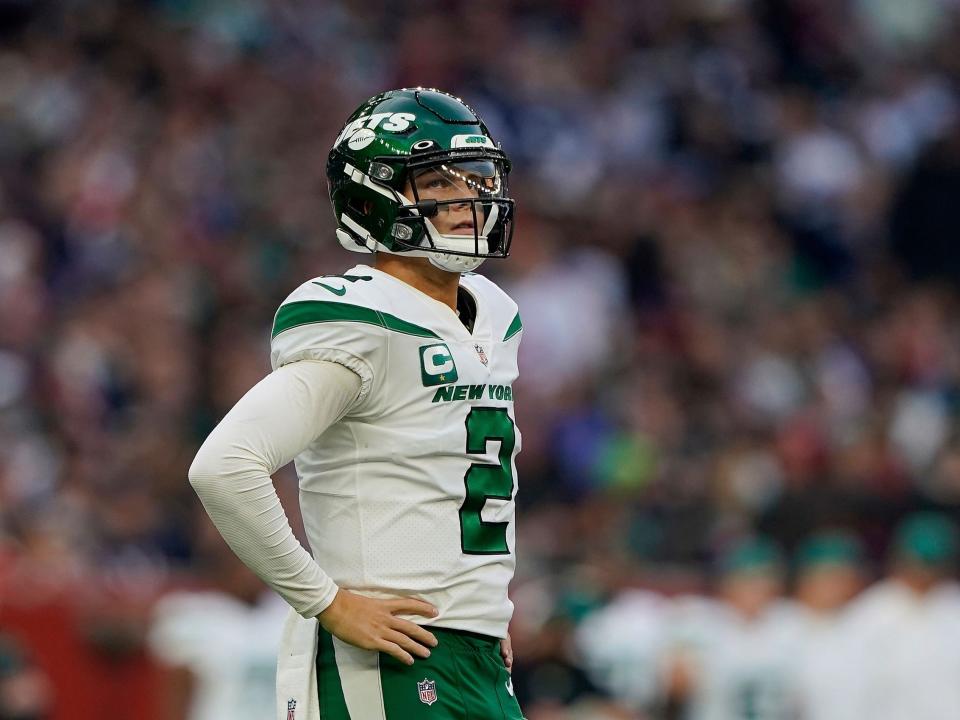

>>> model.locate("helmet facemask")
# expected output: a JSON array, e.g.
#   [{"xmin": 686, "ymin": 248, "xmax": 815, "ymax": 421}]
[{"xmin": 393, "ymin": 158, "xmax": 514, "ymax": 272}]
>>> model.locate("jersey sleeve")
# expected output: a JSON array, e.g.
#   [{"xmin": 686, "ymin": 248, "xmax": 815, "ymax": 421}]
[{"xmin": 270, "ymin": 280, "xmax": 385, "ymax": 402}]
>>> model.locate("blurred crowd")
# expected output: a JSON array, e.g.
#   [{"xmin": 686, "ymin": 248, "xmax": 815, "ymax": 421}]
[{"xmin": 3, "ymin": 0, "xmax": 960, "ymax": 717}]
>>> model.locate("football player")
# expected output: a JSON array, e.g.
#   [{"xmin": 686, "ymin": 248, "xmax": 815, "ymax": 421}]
[
  {"xmin": 189, "ymin": 88, "xmax": 524, "ymax": 719},
  {"xmin": 791, "ymin": 531, "xmax": 869, "ymax": 720},
  {"xmin": 668, "ymin": 538, "xmax": 805, "ymax": 720},
  {"xmin": 148, "ymin": 551, "xmax": 289, "ymax": 720},
  {"xmin": 844, "ymin": 514, "xmax": 960, "ymax": 720}
]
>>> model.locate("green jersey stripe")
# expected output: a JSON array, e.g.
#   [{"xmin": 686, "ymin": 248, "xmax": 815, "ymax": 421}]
[
  {"xmin": 272, "ymin": 300, "xmax": 441, "ymax": 340},
  {"xmin": 503, "ymin": 312, "xmax": 522, "ymax": 341}
]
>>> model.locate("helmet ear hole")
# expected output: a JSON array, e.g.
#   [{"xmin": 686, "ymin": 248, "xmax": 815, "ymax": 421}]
[{"xmin": 347, "ymin": 197, "xmax": 373, "ymax": 216}]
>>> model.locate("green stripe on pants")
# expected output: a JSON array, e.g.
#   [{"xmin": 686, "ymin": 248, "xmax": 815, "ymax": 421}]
[{"xmin": 317, "ymin": 627, "xmax": 352, "ymax": 719}]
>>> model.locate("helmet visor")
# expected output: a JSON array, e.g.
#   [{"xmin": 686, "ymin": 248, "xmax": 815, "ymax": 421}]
[
  {"xmin": 404, "ymin": 160, "xmax": 513, "ymax": 258},
  {"xmin": 410, "ymin": 160, "xmax": 506, "ymax": 202}
]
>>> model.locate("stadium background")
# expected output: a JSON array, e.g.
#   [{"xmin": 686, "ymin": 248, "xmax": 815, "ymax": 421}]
[{"xmin": 2, "ymin": 0, "xmax": 960, "ymax": 718}]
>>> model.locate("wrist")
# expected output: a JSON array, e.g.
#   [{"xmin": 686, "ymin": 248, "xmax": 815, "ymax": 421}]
[
  {"xmin": 312, "ymin": 585, "xmax": 342, "ymax": 621},
  {"xmin": 316, "ymin": 587, "xmax": 344, "ymax": 625}
]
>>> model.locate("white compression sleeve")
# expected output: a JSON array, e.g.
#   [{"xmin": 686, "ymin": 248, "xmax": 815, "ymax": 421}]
[{"xmin": 188, "ymin": 360, "xmax": 362, "ymax": 618}]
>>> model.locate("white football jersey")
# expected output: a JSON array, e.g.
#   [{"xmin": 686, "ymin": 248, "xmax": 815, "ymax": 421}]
[
  {"xmin": 792, "ymin": 605, "xmax": 867, "ymax": 720},
  {"xmin": 575, "ymin": 590, "xmax": 672, "ymax": 711},
  {"xmin": 843, "ymin": 580, "xmax": 960, "ymax": 720},
  {"xmin": 270, "ymin": 264, "xmax": 522, "ymax": 638},
  {"xmin": 672, "ymin": 596, "xmax": 805, "ymax": 720},
  {"xmin": 149, "ymin": 591, "xmax": 289, "ymax": 720}
]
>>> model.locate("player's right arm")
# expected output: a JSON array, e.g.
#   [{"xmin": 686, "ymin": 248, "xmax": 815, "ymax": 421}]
[{"xmin": 188, "ymin": 359, "xmax": 438, "ymax": 665}]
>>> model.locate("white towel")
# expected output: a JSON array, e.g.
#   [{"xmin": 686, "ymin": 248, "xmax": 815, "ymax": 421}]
[{"xmin": 276, "ymin": 607, "xmax": 320, "ymax": 720}]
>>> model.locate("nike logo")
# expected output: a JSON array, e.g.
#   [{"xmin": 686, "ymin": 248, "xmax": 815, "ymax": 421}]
[
  {"xmin": 505, "ymin": 677, "xmax": 514, "ymax": 696},
  {"xmin": 312, "ymin": 281, "xmax": 346, "ymax": 296}
]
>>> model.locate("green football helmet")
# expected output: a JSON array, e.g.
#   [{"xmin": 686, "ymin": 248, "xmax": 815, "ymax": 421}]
[{"xmin": 326, "ymin": 88, "xmax": 514, "ymax": 273}]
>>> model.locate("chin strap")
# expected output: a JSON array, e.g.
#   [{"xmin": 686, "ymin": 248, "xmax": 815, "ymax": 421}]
[
  {"xmin": 428, "ymin": 253, "xmax": 485, "ymax": 273},
  {"xmin": 339, "ymin": 217, "xmax": 483, "ymax": 273}
]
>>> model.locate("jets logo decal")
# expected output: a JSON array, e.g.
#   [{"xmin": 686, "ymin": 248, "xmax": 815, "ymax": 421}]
[
  {"xmin": 451, "ymin": 134, "xmax": 494, "ymax": 148},
  {"xmin": 334, "ymin": 112, "xmax": 417, "ymax": 148}
]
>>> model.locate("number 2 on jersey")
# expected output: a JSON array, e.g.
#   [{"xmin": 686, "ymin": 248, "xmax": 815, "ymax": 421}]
[{"xmin": 460, "ymin": 407, "xmax": 516, "ymax": 555}]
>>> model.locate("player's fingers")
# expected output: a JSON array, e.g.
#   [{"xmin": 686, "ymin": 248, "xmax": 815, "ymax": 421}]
[
  {"xmin": 384, "ymin": 629, "xmax": 432, "ymax": 659},
  {"xmin": 501, "ymin": 633, "xmax": 513, "ymax": 671},
  {"xmin": 391, "ymin": 618, "xmax": 439, "ymax": 647},
  {"xmin": 388, "ymin": 597, "xmax": 438, "ymax": 618},
  {"xmin": 378, "ymin": 638, "xmax": 415, "ymax": 665}
]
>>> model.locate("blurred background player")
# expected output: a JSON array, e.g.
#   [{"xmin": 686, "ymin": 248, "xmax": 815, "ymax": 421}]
[
  {"xmin": 668, "ymin": 539, "xmax": 803, "ymax": 720},
  {"xmin": 574, "ymin": 588, "xmax": 671, "ymax": 717},
  {"xmin": 791, "ymin": 531, "xmax": 868, "ymax": 720},
  {"xmin": 846, "ymin": 513, "xmax": 960, "ymax": 720},
  {"xmin": 147, "ymin": 544, "xmax": 287, "ymax": 720}
]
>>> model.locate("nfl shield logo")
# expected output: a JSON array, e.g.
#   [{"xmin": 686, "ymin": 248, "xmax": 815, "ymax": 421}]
[
  {"xmin": 474, "ymin": 344, "xmax": 489, "ymax": 366},
  {"xmin": 286, "ymin": 698, "xmax": 296, "ymax": 720},
  {"xmin": 418, "ymin": 678, "xmax": 438, "ymax": 706}
]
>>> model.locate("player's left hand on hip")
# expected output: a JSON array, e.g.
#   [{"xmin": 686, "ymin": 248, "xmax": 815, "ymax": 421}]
[{"xmin": 500, "ymin": 632, "xmax": 513, "ymax": 672}]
